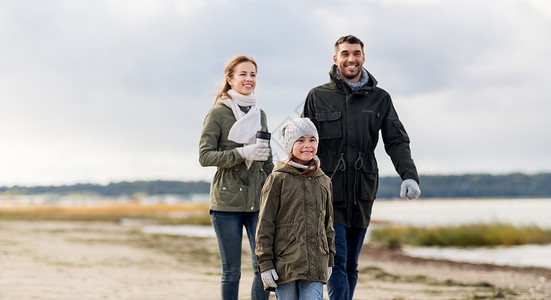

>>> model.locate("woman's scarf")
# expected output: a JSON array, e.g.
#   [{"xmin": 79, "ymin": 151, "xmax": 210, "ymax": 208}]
[
  {"xmin": 218, "ymin": 89, "xmax": 261, "ymax": 145},
  {"xmin": 216, "ymin": 89, "xmax": 262, "ymax": 169}
]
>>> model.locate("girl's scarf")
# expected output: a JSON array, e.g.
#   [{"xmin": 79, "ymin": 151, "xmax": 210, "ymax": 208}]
[
  {"xmin": 218, "ymin": 89, "xmax": 261, "ymax": 145},
  {"xmin": 287, "ymin": 155, "xmax": 320, "ymax": 170}
]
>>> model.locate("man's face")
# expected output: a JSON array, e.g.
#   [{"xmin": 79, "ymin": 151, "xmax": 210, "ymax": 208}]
[{"xmin": 333, "ymin": 42, "xmax": 365, "ymax": 83}]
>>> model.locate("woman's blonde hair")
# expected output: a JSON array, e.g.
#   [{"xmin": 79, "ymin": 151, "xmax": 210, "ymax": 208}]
[{"xmin": 213, "ymin": 55, "xmax": 257, "ymax": 107}]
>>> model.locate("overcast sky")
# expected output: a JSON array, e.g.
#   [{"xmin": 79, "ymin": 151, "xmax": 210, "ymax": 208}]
[{"xmin": 1, "ymin": 0, "xmax": 550, "ymax": 186}]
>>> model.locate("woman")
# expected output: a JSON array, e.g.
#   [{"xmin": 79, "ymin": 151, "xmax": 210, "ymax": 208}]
[{"xmin": 199, "ymin": 55, "xmax": 273, "ymax": 300}]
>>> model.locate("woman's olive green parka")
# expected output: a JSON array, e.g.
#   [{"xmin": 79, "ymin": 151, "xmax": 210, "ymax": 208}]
[{"xmin": 199, "ymin": 104, "xmax": 274, "ymax": 212}]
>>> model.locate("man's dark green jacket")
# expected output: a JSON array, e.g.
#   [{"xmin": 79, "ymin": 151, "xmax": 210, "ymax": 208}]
[{"xmin": 303, "ymin": 65, "xmax": 419, "ymax": 228}]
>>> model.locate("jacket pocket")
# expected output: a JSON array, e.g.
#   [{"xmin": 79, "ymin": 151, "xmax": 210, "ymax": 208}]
[
  {"xmin": 315, "ymin": 111, "xmax": 342, "ymax": 139},
  {"xmin": 358, "ymin": 154, "xmax": 379, "ymax": 201},
  {"xmin": 219, "ymin": 185, "xmax": 249, "ymax": 208},
  {"xmin": 391, "ymin": 118, "xmax": 410, "ymax": 143},
  {"xmin": 315, "ymin": 183, "xmax": 329, "ymax": 215},
  {"xmin": 358, "ymin": 171, "xmax": 378, "ymax": 201},
  {"xmin": 320, "ymin": 235, "xmax": 329, "ymax": 255},
  {"xmin": 276, "ymin": 234, "xmax": 296, "ymax": 257},
  {"xmin": 361, "ymin": 110, "xmax": 382, "ymax": 134},
  {"xmin": 213, "ymin": 168, "xmax": 248, "ymax": 208}
]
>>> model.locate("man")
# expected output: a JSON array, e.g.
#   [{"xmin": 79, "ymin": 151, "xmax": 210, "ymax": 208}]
[{"xmin": 302, "ymin": 35, "xmax": 420, "ymax": 300}]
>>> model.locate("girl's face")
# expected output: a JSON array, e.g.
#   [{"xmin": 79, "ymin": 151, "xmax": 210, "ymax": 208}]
[
  {"xmin": 291, "ymin": 134, "xmax": 317, "ymax": 164},
  {"xmin": 227, "ymin": 61, "xmax": 256, "ymax": 95}
]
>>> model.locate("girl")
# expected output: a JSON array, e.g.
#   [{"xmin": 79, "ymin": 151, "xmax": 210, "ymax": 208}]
[
  {"xmin": 199, "ymin": 55, "xmax": 273, "ymax": 300},
  {"xmin": 255, "ymin": 117, "xmax": 335, "ymax": 299}
]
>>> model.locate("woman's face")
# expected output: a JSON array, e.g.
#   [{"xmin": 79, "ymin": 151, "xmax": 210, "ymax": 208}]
[
  {"xmin": 227, "ymin": 61, "xmax": 256, "ymax": 95},
  {"xmin": 291, "ymin": 134, "xmax": 318, "ymax": 164}
]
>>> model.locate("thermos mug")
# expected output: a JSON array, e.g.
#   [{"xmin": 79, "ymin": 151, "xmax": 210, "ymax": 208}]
[{"xmin": 256, "ymin": 131, "xmax": 271, "ymax": 146}]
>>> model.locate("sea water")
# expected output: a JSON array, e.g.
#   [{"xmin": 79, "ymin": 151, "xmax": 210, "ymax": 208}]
[
  {"xmin": 370, "ymin": 198, "xmax": 551, "ymax": 228},
  {"xmin": 370, "ymin": 198, "xmax": 551, "ymax": 269},
  {"xmin": 138, "ymin": 198, "xmax": 551, "ymax": 269}
]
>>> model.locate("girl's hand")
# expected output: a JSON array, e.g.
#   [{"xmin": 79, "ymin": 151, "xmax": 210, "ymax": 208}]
[{"xmin": 261, "ymin": 269, "xmax": 279, "ymax": 288}]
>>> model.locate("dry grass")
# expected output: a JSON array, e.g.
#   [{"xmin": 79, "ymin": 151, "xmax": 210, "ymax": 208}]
[
  {"xmin": 370, "ymin": 222, "xmax": 551, "ymax": 247},
  {"xmin": 0, "ymin": 202, "xmax": 211, "ymax": 224}
]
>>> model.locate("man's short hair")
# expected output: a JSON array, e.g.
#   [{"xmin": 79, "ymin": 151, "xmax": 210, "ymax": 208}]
[{"xmin": 334, "ymin": 35, "xmax": 364, "ymax": 53}]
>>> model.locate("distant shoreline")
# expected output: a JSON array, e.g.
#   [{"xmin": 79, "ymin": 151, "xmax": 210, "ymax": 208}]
[{"xmin": 2, "ymin": 173, "xmax": 551, "ymax": 198}]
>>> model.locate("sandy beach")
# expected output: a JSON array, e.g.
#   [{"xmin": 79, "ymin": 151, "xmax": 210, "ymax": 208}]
[{"xmin": 1, "ymin": 220, "xmax": 549, "ymax": 300}]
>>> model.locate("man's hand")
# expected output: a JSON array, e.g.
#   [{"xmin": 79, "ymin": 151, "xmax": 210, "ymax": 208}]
[{"xmin": 400, "ymin": 179, "xmax": 421, "ymax": 200}]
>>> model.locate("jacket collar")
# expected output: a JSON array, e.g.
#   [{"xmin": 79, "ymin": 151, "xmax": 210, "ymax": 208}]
[
  {"xmin": 273, "ymin": 161, "xmax": 325, "ymax": 178},
  {"xmin": 328, "ymin": 65, "xmax": 378, "ymax": 93}
]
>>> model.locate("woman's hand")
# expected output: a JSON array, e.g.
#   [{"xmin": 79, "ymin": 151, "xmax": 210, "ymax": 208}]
[{"xmin": 237, "ymin": 144, "xmax": 269, "ymax": 161}]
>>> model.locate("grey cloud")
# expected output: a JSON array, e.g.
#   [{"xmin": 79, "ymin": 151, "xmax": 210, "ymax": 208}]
[{"xmin": 1, "ymin": 0, "xmax": 550, "ymax": 185}]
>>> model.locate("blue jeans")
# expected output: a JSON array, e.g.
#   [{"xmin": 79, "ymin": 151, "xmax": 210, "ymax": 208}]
[
  {"xmin": 275, "ymin": 280, "xmax": 323, "ymax": 300},
  {"xmin": 327, "ymin": 224, "xmax": 367, "ymax": 300},
  {"xmin": 210, "ymin": 211, "xmax": 270, "ymax": 300}
]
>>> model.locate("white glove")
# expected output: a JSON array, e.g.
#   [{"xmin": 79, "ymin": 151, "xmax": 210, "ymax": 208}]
[
  {"xmin": 327, "ymin": 267, "xmax": 332, "ymax": 279},
  {"xmin": 400, "ymin": 179, "xmax": 421, "ymax": 200},
  {"xmin": 261, "ymin": 269, "xmax": 278, "ymax": 288},
  {"xmin": 236, "ymin": 144, "xmax": 269, "ymax": 161}
]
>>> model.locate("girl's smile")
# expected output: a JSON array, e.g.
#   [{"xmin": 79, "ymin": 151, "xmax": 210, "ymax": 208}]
[{"xmin": 291, "ymin": 134, "xmax": 318, "ymax": 164}]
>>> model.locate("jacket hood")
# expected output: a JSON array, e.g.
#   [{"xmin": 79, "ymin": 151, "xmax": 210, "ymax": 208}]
[
  {"xmin": 273, "ymin": 160, "xmax": 326, "ymax": 178},
  {"xmin": 328, "ymin": 64, "xmax": 378, "ymax": 92}
]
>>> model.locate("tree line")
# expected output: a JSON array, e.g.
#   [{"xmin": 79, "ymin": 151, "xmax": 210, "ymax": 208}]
[
  {"xmin": 376, "ymin": 173, "xmax": 551, "ymax": 198},
  {"xmin": 1, "ymin": 173, "xmax": 550, "ymax": 199},
  {"xmin": 0, "ymin": 180, "xmax": 210, "ymax": 197}
]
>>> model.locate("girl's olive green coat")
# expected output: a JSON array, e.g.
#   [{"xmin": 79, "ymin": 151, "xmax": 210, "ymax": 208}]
[
  {"xmin": 255, "ymin": 163, "xmax": 335, "ymax": 290},
  {"xmin": 199, "ymin": 104, "xmax": 273, "ymax": 212}
]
